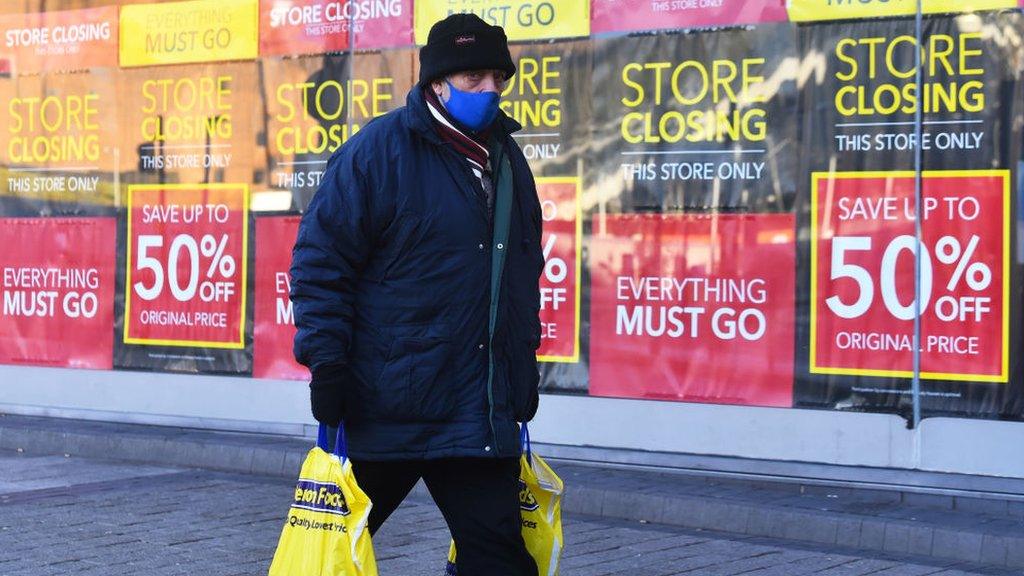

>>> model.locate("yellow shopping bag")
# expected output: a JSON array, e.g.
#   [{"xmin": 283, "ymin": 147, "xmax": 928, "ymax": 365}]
[
  {"xmin": 269, "ymin": 424, "xmax": 377, "ymax": 576},
  {"xmin": 445, "ymin": 423, "xmax": 564, "ymax": 576}
]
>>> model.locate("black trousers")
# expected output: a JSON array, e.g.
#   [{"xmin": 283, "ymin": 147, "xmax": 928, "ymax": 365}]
[{"xmin": 350, "ymin": 457, "xmax": 537, "ymax": 576}]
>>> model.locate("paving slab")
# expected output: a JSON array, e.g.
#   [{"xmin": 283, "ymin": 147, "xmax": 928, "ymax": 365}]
[
  {"xmin": 3, "ymin": 414, "xmax": 1024, "ymax": 573},
  {"xmin": 2, "ymin": 450, "xmax": 1016, "ymax": 576}
]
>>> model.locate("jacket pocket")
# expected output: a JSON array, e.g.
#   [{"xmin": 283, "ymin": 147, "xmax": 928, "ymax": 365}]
[
  {"xmin": 375, "ymin": 324, "xmax": 454, "ymax": 422},
  {"xmin": 507, "ymin": 339, "xmax": 540, "ymax": 422}
]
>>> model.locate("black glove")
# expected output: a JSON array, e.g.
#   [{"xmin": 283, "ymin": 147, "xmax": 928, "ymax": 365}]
[{"xmin": 310, "ymin": 364, "xmax": 346, "ymax": 426}]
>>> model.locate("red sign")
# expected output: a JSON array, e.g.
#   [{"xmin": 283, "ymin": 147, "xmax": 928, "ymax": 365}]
[
  {"xmin": 124, "ymin": 184, "xmax": 249, "ymax": 349},
  {"xmin": 0, "ymin": 6, "xmax": 118, "ymax": 73},
  {"xmin": 260, "ymin": 0, "xmax": 413, "ymax": 56},
  {"xmin": 0, "ymin": 218, "xmax": 115, "ymax": 369},
  {"xmin": 589, "ymin": 213, "xmax": 795, "ymax": 407},
  {"xmin": 591, "ymin": 0, "xmax": 788, "ymax": 34},
  {"xmin": 253, "ymin": 216, "xmax": 309, "ymax": 380},
  {"xmin": 811, "ymin": 171, "xmax": 1009, "ymax": 382},
  {"xmin": 537, "ymin": 178, "xmax": 580, "ymax": 362}
]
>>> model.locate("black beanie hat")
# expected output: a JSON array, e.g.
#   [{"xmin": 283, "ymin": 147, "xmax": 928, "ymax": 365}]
[{"xmin": 418, "ymin": 14, "xmax": 516, "ymax": 85}]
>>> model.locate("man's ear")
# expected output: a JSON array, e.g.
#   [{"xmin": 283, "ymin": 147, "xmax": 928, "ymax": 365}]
[{"xmin": 431, "ymin": 79, "xmax": 445, "ymax": 98}]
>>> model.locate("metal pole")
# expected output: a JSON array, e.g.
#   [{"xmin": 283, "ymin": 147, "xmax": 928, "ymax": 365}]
[
  {"xmin": 347, "ymin": 4, "xmax": 355, "ymax": 140},
  {"xmin": 911, "ymin": 0, "xmax": 924, "ymax": 429}
]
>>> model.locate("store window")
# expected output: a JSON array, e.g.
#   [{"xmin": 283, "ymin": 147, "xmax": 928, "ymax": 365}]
[{"xmin": 0, "ymin": 1, "xmax": 1020, "ymax": 424}]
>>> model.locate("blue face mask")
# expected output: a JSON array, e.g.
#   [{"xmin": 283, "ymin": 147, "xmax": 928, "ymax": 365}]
[{"xmin": 444, "ymin": 81, "xmax": 500, "ymax": 132}]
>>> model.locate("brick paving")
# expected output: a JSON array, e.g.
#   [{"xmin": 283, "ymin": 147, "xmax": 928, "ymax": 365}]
[
  {"xmin": 0, "ymin": 451, "xmax": 1017, "ymax": 576},
  {"xmin": 5, "ymin": 414, "xmax": 1024, "ymax": 570}
]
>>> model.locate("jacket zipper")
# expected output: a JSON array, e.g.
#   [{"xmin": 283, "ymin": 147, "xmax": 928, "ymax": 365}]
[
  {"xmin": 439, "ymin": 143, "xmax": 502, "ymax": 454},
  {"xmin": 486, "ymin": 142, "xmax": 510, "ymax": 456}
]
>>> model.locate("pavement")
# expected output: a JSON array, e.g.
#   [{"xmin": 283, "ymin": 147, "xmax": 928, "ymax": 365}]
[
  {"xmin": 1, "ymin": 451, "xmax": 1018, "ymax": 576},
  {"xmin": 1, "ymin": 415, "xmax": 1023, "ymax": 575}
]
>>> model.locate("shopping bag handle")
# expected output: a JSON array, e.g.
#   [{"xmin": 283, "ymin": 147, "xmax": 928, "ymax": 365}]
[
  {"xmin": 316, "ymin": 423, "xmax": 348, "ymax": 462},
  {"xmin": 520, "ymin": 422, "xmax": 532, "ymax": 466}
]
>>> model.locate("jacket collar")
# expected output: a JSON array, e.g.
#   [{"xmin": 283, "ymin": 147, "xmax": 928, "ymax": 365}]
[{"xmin": 403, "ymin": 85, "xmax": 522, "ymax": 144}]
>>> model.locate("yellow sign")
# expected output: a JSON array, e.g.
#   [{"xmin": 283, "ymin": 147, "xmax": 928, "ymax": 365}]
[
  {"xmin": 787, "ymin": 0, "xmax": 1016, "ymax": 22},
  {"xmin": 415, "ymin": 1, "xmax": 589, "ymax": 44},
  {"xmin": 120, "ymin": 0, "xmax": 258, "ymax": 67}
]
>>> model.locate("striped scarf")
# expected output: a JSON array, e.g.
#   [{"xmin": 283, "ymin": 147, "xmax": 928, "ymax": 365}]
[{"xmin": 423, "ymin": 86, "xmax": 493, "ymax": 188}]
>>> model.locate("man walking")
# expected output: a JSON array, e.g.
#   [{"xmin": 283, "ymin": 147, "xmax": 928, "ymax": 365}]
[{"xmin": 289, "ymin": 13, "xmax": 544, "ymax": 576}]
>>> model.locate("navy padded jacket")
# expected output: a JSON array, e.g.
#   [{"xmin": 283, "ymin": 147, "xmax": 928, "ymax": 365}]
[{"xmin": 290, "ymin": 87, "xmax": 544, "ymax": 460}]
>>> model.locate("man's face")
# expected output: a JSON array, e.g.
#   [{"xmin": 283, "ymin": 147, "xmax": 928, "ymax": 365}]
[{"xmin": 432, "ymin": 69, "xmax": 509, "ymax": 100}]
